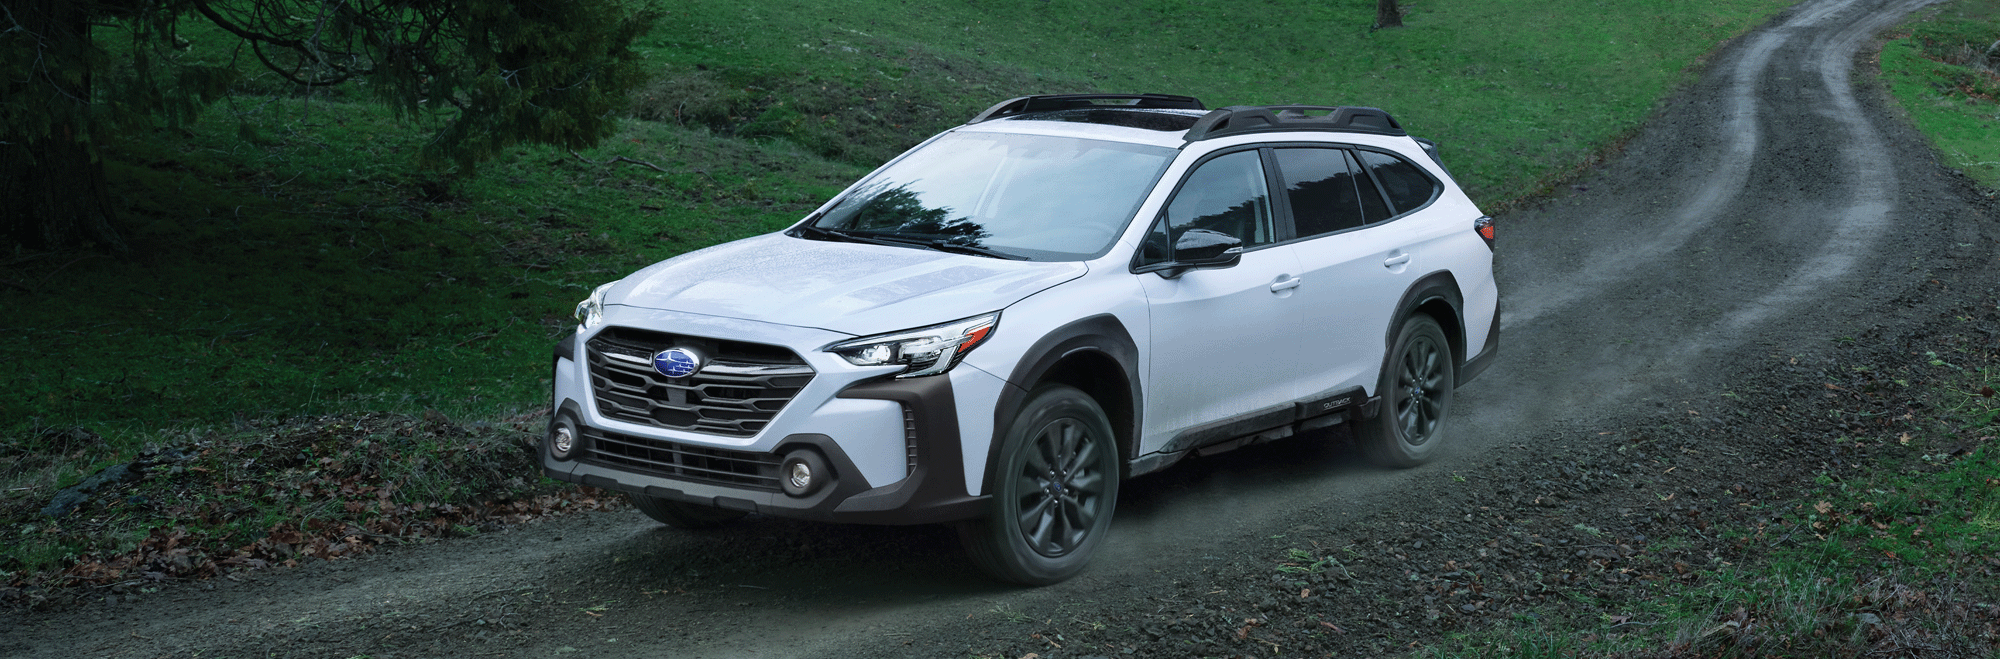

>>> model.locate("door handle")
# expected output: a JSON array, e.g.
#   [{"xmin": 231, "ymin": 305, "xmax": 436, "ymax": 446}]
[
  {"xmin": 1383, "ymin": 253, "xmax": 1411, "ymax": 268},
  {"xmin": 1270, "ymin": 276, "xmax": 1302, "ymax": 292}
]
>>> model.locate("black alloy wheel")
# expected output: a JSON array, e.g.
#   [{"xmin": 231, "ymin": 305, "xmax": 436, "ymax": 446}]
[
  {"xmin": 1013, "ymin": 412, "xmax": 1109, "ymax": 557},
  {"xmin": 1393, "ymin": 328, "xmax": 1447, "ymax": 442},
  {"xmin": 1363, "ymin": 315, "xmax": 1454, "ymax": 467},
  {"xmin": 961, "ymin": 384, "xmax": 1119, "ymax": 585}
]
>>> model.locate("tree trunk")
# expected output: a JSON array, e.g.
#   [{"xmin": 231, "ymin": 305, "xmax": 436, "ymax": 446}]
[
  {"xmin": 0, "ymin": 0, "xmax": 125, "ymax": 250},
  {"xmin": 1, "ymin": 137, "xmax": 124, "ymax": 251},
  {"xmin": 1374, "ymin": 0, "xmax": 1404, "ymax": 30}
]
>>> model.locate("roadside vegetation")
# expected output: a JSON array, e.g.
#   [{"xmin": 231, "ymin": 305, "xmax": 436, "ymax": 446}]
[
  {"xmin": 4, "ymin": 0, "xmax": 1791, "ymax": 606},
  {"xmin": 1880, "ymin": 0, "xmax": 2000, "ymax": 192}
]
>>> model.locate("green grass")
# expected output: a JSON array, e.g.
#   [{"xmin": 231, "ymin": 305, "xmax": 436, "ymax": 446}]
[
  {"xmin": 1, "ymin": 98, "xmax": 857, "ymax": 445},
  {"xmin": 1644, "ymin": 412, "xmax": 2000, "ymax": 655},
  {"xmin": 2, "ymin": 0, "xmax": 1792, "ymax": 591},
  {"xmin": 1880, "ymin": 0, "xmax": 2000, "ymax": 191},
  {"xmin": 633, "ymin": 0, "xmax": 1791, "ymax": 203}
]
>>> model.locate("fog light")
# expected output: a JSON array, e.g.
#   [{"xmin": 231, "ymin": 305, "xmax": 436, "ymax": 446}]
[
  {"xmin": 779, "ymin": 450, "xmax": 831, "ymax": 497},
  {"xmin": 550, "ymin": 423, "xmax": 577, "ymax": 459}
]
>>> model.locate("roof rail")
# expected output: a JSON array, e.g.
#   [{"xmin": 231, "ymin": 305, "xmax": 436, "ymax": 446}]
[
  {"xmin": 969, "ymin": 94, "xmax": 1206, "ymax": 123},
  {"xmin": 1183, "ymin": 105, "xmax": 1405, "ymax": 141}
]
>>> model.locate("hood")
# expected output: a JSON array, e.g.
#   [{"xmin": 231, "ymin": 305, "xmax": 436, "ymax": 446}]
[{"xmin": 609, "ymin": 233, "xmax": 1088, "ymax": 336}]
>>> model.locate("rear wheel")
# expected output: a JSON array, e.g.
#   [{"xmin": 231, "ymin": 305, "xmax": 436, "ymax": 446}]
[
  {"xmin": 631, "ymin": 495, "xmax": 747, "ymax": 529},
  {"xmin": 960, "ymin": 385, "xmax": 1119, "ymax": 585},
  {"xmin": 1362, "ymin": 315, "xmax": 1455, "ymax": 468}
]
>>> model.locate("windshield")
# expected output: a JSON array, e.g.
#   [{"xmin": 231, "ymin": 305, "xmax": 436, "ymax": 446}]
[{"xmin": 808, "ymin": 131, "xmax": 1177, "ymax": 261}]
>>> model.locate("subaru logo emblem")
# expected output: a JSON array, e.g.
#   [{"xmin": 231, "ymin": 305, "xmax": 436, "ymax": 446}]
[{"xmin": 653, "ymin": 348, "xmax": 702, "ymax": 378}]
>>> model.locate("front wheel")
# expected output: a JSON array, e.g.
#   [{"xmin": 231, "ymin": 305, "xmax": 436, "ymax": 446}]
[
  {"xmin": 960, "ymin": 385, "xmax": 1120, "ymax": 585},
  {"xmin": 1361, "ymin": 315, "xmax": 1455, "ymax": 468}
]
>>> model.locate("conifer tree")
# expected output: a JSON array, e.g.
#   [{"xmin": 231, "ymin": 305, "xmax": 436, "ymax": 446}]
[{"xmin": 0, "ymin": 0, "xmax": 657, "ymax": 249}]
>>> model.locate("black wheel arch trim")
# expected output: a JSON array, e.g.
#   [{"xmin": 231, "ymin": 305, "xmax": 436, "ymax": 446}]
[
  {"xmin": 987, "ymin": 314, "xmax": 1144, "ymax": 493},
  {"xmin": 1382, "ymin": 270, "xmax": 1470, "ymax": 389},
  {"xmin": 1457, "ymin": 299, "xmax": 1501, "ymax": 386}
]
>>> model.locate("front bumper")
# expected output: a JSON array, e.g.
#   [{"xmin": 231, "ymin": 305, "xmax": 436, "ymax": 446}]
[{"xmin": 542, "ymin": 356, "xmax": 992, "ymax": 526}]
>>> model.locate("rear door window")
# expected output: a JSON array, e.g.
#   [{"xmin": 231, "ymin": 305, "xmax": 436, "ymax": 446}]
[{"xmin": 1271, "ymin": 148, "xmax": 1367, "ymax": 239}]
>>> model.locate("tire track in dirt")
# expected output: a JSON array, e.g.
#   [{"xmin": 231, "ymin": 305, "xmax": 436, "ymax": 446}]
[
  {"xmin": 1504, "ymin": 0, "xmax": 1936, "ymax": 333},
  {"xmin": 1707, "ymin": 0, "xmax": 1938, "ymax": 336}
]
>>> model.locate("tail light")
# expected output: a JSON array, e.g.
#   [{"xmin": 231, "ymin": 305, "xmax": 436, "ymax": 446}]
[{"xmin": 1473, "ymin": 216, "xmax": 1494, "ymax": 250}]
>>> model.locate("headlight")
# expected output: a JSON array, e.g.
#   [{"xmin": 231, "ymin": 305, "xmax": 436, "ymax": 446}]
[
  {"xmin": 825, "ymin": 312, "xmax": 1000, "ymax": 379},
  {"xmin": 574, "ymin": 281, "xmax": 617, "ymax": 330}
]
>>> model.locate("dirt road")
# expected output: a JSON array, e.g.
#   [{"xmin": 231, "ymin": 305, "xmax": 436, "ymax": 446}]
[{"xmin": 3, "ymin": 0, "xmax": 1993, "ymax": 655}]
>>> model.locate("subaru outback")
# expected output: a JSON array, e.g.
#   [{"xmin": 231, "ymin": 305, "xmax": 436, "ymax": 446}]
[{"xmin": 542, "ymin": 93, "xmax": 1499, "ymax": 585}]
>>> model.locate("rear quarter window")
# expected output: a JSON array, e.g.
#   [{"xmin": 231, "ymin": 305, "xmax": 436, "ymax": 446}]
[{"xmin": 1356, "ymin": 150, "xmax": 1439, "ymax": 217}]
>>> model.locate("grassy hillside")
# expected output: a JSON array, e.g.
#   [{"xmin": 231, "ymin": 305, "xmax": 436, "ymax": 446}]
[
  {"xmin": 1, "ymin": 0, "xmax": 1788, "ymax": 591},
  {"xmin": 633, "ymin": 0, "xmax": 1793, "ymax": 202},
  {"xmin": 1880, "ymin": 0, "xmax": 2000, "ymax": 191}
]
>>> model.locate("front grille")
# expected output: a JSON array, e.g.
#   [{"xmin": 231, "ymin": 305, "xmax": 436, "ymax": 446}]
[
  {"xmin": 586, "ymin": 327, "xmax": 815, "ymax": 438},
  {"xmin": 579, "ymin": 427, "xmax": 782, "ymax": 490}
]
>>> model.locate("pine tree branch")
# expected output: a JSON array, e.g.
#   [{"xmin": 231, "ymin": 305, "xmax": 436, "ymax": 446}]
[{"xmin": 189, "ymin": 0, "xmax": 358, "ymax": 86}]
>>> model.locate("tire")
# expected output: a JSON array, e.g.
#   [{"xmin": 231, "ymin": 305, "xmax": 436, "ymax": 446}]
[
  {"xmin": 959, "ymin": 385, "xmax": 1120, "ymax": 586},
  {"xmin": 1362, "ymin": 315, "xmax": 1455, "ymax": 468},
  {"xmin": 630, "ymin": 494, "xmax": 747, "ymax": 529}
]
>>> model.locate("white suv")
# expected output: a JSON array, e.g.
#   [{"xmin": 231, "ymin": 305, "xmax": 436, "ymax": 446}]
[{"xmin": 543, "ymin": 94, "xmax": 1499, "ymax": 584}]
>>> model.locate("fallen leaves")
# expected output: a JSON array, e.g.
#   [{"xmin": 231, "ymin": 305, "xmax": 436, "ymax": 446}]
[{"xmin": 7, "ymin": 410, "xmax": 614, "ymax": 600}]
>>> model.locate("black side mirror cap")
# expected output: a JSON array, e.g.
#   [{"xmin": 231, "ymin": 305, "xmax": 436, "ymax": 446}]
[
  {"xmin": 1133, "ymin": 228, "xmax": 1244, "ymax": 278},
  {"xmin": 1173, "ymin": 228, "xmax": 1242, "ymax": 262}
]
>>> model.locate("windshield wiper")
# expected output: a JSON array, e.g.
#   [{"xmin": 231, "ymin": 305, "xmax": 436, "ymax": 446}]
[
  {"xmin": 922, "ymin": 239, "xmax": 1026, "ymax": 260},
  {"xmin": 856, "ymin": 232, "xmax": 1026, "ymax": 260},
  {"xmin": 792, "ymin": 224, "xmax": 906, "ymax": 248},
  {"xmin": 798, "ymin": 225, "xmax": 1026, "ymax": 260}
]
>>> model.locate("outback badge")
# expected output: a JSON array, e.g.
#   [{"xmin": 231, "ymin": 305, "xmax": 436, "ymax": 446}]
[{"xmin": 652, "ymin": 347, "xmax": 703, "ymax": 378}]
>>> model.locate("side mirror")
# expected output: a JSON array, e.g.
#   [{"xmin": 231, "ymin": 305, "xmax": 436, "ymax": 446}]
[
  {"xmin": 1173, "ymin": 228, "xmax": 1243, "ymax": 266},
  {"xmin": 1134, "ymin": 228, "xmax": 1244, "ymax": 278}
]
